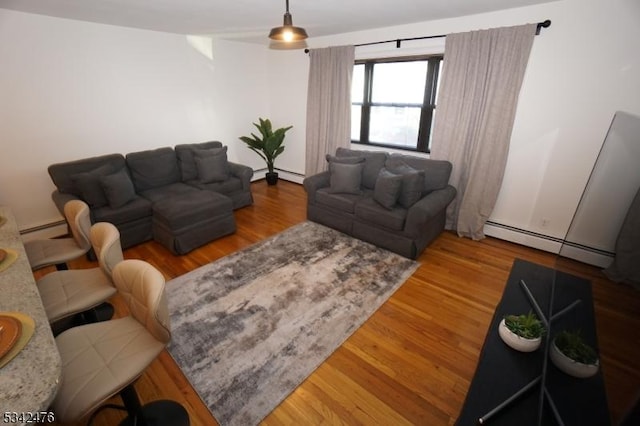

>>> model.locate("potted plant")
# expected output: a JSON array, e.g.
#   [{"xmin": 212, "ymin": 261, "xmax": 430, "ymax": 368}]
[
  {"xmin": 239, "ymin": 118, "xmax": 292, "ymax": 185},
  {"xmin": 498, "ymin": 310, "xmax": 545, "ymax": 352},
  {"xmin": 550, "ymin": 330, "xmax": 599, "ymax": 378}
]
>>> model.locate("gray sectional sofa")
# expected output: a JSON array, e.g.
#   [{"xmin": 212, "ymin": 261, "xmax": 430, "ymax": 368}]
[
  {"xmin": 48, "ymin": 141, "xmax": 253, "ymax": 254},
  {"xmin": 303, "ymin": 147, "xmax": 456, "ymax": 259}
]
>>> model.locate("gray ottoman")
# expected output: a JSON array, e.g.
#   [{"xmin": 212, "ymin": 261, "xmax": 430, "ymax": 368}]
[{"xmin": 152, "ymin": 191, "xmax": 236, "ymax": 255}]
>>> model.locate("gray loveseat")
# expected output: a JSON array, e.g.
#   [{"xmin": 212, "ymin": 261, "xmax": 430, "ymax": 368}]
[
  {"xmin": 48, "ymin": 141, "xmax": 253, "ymax": 254},
  {"xmin": 303, "ymin": 147, "xmax": 456, "ymax": 259}
]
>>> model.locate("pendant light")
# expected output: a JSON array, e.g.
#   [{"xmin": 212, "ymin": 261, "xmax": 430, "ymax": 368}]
[{"xmin": 269, "ymin": 0, "xmax": 308, "ymax": 42}]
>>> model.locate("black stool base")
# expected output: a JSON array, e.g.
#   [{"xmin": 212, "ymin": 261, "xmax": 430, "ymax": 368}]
[
  {"xmin": 119, "ymin": 400, "xmax": 189, "ymax": 426},
  {"xmin": 88, "ymin": 302, "xmax": 115, "ymax": 322}
]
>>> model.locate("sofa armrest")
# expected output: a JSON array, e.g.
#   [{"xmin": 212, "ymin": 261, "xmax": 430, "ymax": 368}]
[
  {"xmin": 303, "ymin": 171, "xmax": 330, "ymax": 203},
  {"xmin": 228, "ymin": 162, "xmax": 254, "ymax": 191},
  {"xmin": 51, "ymin": 190, "xmax": 82, "ymax": 216},
  {"xmin": 404, "ymin": 185, "xmax": 457, "ymax": 236}
]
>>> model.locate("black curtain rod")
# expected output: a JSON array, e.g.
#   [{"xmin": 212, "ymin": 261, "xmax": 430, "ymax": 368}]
[{"xmin": 304, "ymin": 19, "xmax": 550, "ymax": 53}]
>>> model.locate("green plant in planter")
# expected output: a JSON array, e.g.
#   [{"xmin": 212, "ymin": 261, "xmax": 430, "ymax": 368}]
[
  {"xmin": 554, "ymin": 330, "xmax": 598, "ymax": 364},
  {"xmin": 239, "ymin": 118, "xmax": 292, "ymax": 185},
  {"xmin": 504, "ymin": 311, "xmax": 545, "ymax": 339}
]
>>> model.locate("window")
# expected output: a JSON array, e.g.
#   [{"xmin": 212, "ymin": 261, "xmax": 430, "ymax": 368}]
[{"xmin": 351, "ymin": 56, "xmax": 443, "ymax": 153}]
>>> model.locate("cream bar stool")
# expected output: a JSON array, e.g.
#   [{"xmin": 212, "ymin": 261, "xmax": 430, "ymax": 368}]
[
  {"xmin": 51, "ymin": 259, "xmax": 189, "ymax": 426},
  {"xmin": 36, "ymin": 222, "xmax": 123, "ymax": 333},
  {"xmin": 24, "ymin": 199, "xmax": 92, "ymax": 271}
]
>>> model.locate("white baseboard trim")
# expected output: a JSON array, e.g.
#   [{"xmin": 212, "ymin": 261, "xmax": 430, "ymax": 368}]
[
  {"xmin": 251, "ymin": 168, "xmax": 305, "ymax": 185},
  {"xmin": 20, "ymin": 221, "xmax": 68, "ymax": 243},
  {"xmin": 275, "ymin": 170, "xmax": 304, "ymax": 184},
  {"xmin": 18, "ymin": 171, "xmax": 307, "ymax": 244},
  {"xmin": 484, "ymin": 221, "xmax": 563, "ymax": 254},
  {"xmin": 484, "ymin": 221, "xmax": 614, "ymax": 268},
  {"xmin": 559, "ymin": 244, "xmax": 614, "ymax": 269}
]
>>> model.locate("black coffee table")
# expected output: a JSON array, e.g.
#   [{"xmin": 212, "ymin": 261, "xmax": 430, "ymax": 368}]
[{"xmin": 456, "ymin": 259, "xmax": 610, "ymax": 426}]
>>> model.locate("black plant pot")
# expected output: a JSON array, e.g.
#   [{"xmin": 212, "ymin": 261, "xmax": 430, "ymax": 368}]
[{"xmin": 266, "ymin": 172, "xmax": 279, "ymax": 185}]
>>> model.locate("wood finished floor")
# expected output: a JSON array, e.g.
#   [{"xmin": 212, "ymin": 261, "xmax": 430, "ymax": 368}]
[{"xmin": 39, "ymin": 180, "xmax": 640, "ymax": 426}]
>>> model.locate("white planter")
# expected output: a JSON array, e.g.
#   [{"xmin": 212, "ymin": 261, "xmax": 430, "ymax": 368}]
[
  {"xmin": 550, "ymin": 340, "xmax": 599, "ymax": 378},
  {"xmin": 498, "ymin": 319, "xmax": 542, "ymax": 352}
]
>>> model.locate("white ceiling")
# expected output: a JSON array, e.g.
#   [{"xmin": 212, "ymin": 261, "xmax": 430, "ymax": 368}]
[{"xmin": 0, "ymin": 0, "xmax": 557, "ymax": 41}]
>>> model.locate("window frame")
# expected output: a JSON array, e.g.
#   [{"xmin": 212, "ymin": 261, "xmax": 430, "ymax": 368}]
[{"xmin": 352, "ymin": 54, "xmax": 443, "ymax": 153}]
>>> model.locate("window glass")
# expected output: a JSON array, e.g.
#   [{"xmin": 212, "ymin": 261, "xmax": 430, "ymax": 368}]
[
  {"xmin": 371, "ymin": 61, "xmax": 428, "ymax": 104},
  {"xmin": 351, "ymin": 105, "xmax": 361, "ymax": 141},
  {"xmin": 369, "ymin": 106, "xmax": 421, "ymax": 148},
  {"xmin": 351, "ymin": 55, "xmax": 443, "ymax": 153},
  {"xmin": 351, "ymin": 64, "xmax": 365, "ymax": 104},
  {"xmin": 430, "ymin": 110, "xmax": 437, "ymax": 143},
  {"xmin": 435, "ymin": 59, "xmax": 443, "ymax": 103}
]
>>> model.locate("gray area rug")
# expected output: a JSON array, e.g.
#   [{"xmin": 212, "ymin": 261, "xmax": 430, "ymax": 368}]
[{"xmin": 166, "ymin": 221, "xmax": 419, "ymax": 426}]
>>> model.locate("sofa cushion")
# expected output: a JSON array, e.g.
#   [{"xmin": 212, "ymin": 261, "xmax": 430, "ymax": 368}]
[
  {"xmin": 138, "ymin": 182, "xmax": 201, "ymax": 203},
  {"xmin": 100, "ymin": 168, "xmax": 137, "ymax": 209},
  {"xmin": 126, "ymin": 147, "xmax": 181, "ymax": 192},
  {"xmin": 373, "ymin": 168, "xmax": 403, "ymax": 210},
  {"xmin": 70, "ymin": 163, "xmax": 114, "ymax": 208},
  {"xmin": 48, "ymin": 154, "xmax": 125, "ymax": 196},
  {"xmin": 187, "ymin": 177, "xmax": 243, "ymax": 195},
  {"xmin": 92, "ymin": 196, "xmax": 152, "ymax": 226},
  {"xmin": 328, "ymin": 162, "xmax": 364, "ymax": 195},
  {"xmin": 325, "ymin": 154, "xmax": 365, "ymax": 165},
  {"xmin": 355, "ymin": 198, "xmax": 406, "ymax": 231},
  {"xmin": 152, "ymin": 191, "xmax": 232, "ymax": 231},
  {"xmin": 336, "ymin": 147, "xmax": 387, "ymax": 190},
  {"xmin": 316, "ymin": 188, "xmax": 365, "ymax": 214},
  {"xmin": 194, "ymin": 147, "xmax": 230, "ymax": 183},
  {"xmin": 387, "ymin": 154, "xmax": 452, "ymax": 194},
  {"xmin": 385, "ymin": 160, "xmax": 425, "ymax": 208},
  {"xmin": 175, "ymin": 141, "xmax": 224, "ymax": 182}
]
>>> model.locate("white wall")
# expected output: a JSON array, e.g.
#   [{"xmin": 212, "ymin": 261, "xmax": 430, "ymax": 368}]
[
  {"xmin": 266, "ymin": 50, "xmax": 308, "ymax": 180},
  {"xmin": 0, "ymin": 9, "xmax": 269, "ymax": 233},
  {"xmin": 2, "ymin": 0, "xmax": 639, "ymax": 262},
  {"xmin": 488, "ymin": 0, "xmax": 640, "ymax": 260},
  {"xmin": 209, "ymin": 38, "xmax": 270, "ymax": 172},
  {"xmin": 269, "ymin": 0, "xmax": 640, "ymax": 261},
  {"xmin": 559, "ymin": 111, "xmax": 640, "ymax": 267}
]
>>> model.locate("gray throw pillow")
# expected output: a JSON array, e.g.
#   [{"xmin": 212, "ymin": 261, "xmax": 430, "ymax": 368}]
[
  {"xmin": 195, "ymin": 146, "xmax": 230, "ymax": 183},
  {"xmin": 70, "ymin": 163, "xmax": 113, "ymax": 208},
  {"xmin": 100, "ymin": 168, "xmax": 136, "ymax": 209},
  {"xmin": 336, "ymin": 147, "xmax": 387, "ymax": 189},
  {"xmin": 386, "ymin": 161, "xmax": 425, "ymax": 208},
  {"xmin": 125, "ymin": 147, "xmax": 180, "ymax": 192},
  {"xmin": 194, "ymin": 146, "xmax": 226, "ymax": 158},
  {"xmin": 328, "ymin": 162, "xmax": 364, "ymax": 195},
  {"xmin": 373, "ymin": 168, "xmax": 403, "ymax": 210},
  {"xmin": 176, "ymin": 141, "xmax": 223, "ymax": 181},
  {"xmin": 325, "ymin": 154, "xmax": 365, "ymax": 165}
]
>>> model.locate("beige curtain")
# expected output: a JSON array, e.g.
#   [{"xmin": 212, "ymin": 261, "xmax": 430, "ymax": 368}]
[
  {"xmin": 305, "ymin": 45, "xmax": 355, "ymax": 175},
  {"xmin": 430, "ymin": 24, "xmax": 537, "ymax": 240}
]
